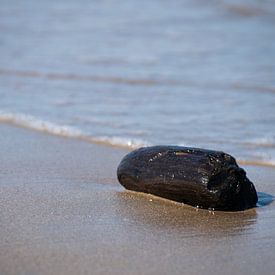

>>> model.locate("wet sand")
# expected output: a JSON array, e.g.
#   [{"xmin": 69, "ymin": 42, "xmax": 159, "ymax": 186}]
[{"xmin": 0, "ymin": 124, "xmax": 274, "ymax": 275}]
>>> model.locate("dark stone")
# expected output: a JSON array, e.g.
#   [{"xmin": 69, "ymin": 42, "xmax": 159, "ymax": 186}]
[{"xmin": 117, "ymin": 146, "xmax": 258, "ymax": 211}]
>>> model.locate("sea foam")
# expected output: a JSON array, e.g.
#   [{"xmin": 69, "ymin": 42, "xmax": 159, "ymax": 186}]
[
  {"xmin": 0, "ymin": 111, "xmax": 83, "ymax": 137},
  {"xmin": 0, "ymin": 111, "xmax": 148, "ymax": 149}
]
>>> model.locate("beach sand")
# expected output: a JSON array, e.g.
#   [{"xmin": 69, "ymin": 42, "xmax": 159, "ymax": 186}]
[{"xmin": 0, "ymin": 124, "xmax": 274, "ymax": 275}]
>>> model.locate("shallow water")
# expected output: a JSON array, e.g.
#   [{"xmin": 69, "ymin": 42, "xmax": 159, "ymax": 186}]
[{"xmin": 0, "ymin": 0, "xmax": 275, "ymax": 165}]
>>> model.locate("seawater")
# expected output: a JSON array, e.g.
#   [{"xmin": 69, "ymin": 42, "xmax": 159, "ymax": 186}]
[{"xmin": 0, "ymin": 0, "xmax": 275, "ymax": 166}]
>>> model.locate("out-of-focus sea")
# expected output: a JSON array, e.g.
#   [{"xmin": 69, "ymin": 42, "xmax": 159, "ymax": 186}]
[{"xmin": 0, "ymin": 0, "xmax": 275, "ymax": 166}]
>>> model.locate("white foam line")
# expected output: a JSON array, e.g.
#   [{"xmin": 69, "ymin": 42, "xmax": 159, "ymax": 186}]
[
  {"xmin": 95, "ymin": 136, "xmax": 150, "ymax": 148},
  {"xmin": 0, "ymin": 111, "xmax": 148, "ymax": 149},
  {"xmin": 0, "ymin": 111, "xmax": 83, "ymax": 138}
]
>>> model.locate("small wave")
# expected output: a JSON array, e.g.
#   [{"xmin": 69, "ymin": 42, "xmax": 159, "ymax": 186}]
[
  {"xmin": 242, "ymin": 137, "xmax": 275, "ymax": 148},
  {"xmin": 0, "ymin": 69, "xmax": 178, "ymax": 87},
  {"xmin": 1, "ymin": 68, "xmax": 275, "ymax": 93},
  {"xmin": 94, "ymin": 136, "xmax": 150, "ymax": 148},
  {"xmin": 218, "ymin": 0, "xmax": 273, "ymax": 18},
  {"xmin": 0, "ymin": 111, "xmax": 83, "ymax": 137},
  {"xmin": 0, "ymin": 111, "xmax": 148, "ymax": 149},
  {"xmin": 225, "ymin": 4, "xmax": 266, "ymax": 17},
  {"xmin": 237, "ymin": 159, "xmax": 275, "ymax": 168}
]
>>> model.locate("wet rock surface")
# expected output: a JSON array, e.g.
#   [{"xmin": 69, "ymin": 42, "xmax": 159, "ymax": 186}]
[{"xmin": 117, "ymin": 146, "xmax": 258, "ymax": 211}]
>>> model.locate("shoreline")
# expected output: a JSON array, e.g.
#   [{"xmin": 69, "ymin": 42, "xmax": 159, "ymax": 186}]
[
  {"xmin": 1, "ymin": 124, "xmax": 275, "ymax": 275},
  {"xmin": 1, "ymin": 120, "xmax": 274, "ymax": 169}
]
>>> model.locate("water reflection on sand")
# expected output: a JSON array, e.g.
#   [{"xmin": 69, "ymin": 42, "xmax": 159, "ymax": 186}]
[{"xmin": 115, "ymin": 190, "xmax": 257, "ymax": 239}]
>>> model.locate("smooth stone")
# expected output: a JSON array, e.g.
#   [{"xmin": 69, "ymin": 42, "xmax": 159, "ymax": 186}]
[{"xmin": 117, "ymin": 146, "xmax": 258, "ymax": 211}]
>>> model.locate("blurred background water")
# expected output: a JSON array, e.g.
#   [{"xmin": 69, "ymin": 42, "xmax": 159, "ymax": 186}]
[{"xmin": 0, "ymin": 0, "xmax": 275, "ymax": 165}]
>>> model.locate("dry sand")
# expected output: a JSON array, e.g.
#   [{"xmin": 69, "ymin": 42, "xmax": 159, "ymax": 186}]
[{"xmin": 0, "ymin": 124, "xmax": 274, "ymax": 275}]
